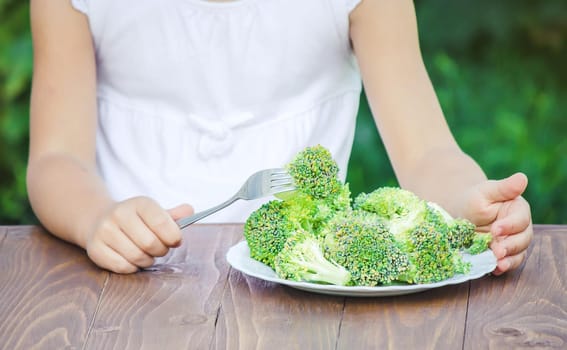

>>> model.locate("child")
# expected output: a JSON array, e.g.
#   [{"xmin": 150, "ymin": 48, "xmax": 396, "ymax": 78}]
[{"xmin": 27, "ymin": 0, "xmax": 532, "ymax": 274}]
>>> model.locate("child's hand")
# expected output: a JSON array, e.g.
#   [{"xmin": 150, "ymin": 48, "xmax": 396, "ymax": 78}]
[
  {"xmin": 84, "ymin": 197, "xmax": 193, "ymax": 273},
  {"xmin": 461, "ymin": 173, "xmax": 533, "ymax": 275}
]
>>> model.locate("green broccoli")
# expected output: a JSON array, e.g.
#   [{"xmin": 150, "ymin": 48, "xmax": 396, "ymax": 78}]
[
  {"xmin": 280, "ymin": 145, "xmax": 352, "ymax": 235},
  {"xmin": 244, "ymin": 200, "xmax": 297, "ymax": 269},
  {"xmin": 353, "ymin": 187, "xmax": 429, "ymax": 237},
  {"xmin": 285, "ymin": 144, "xmax": 343, "ymax": 200},
  {"xmin": 353, "ymin": 187, "xmax": 472, "ymax": 283},
  {"xmin": 243, "ymin": 187, "xmax": 352, "ymax": 269},
  {"xmin": 244, "ymin": 147, "xmax": 484, "ymax": 287},
  {"xmin": 427, "ymin": 202, "xmax": 476, "ymax": 250},
  {"xmin": 466, "ymin": 232, "xmax": 492, "ymax": 255},
  {"xmin": 274, "ymin": 229, "xmax": 351, "ymax": 286},
  {"xmin": 279, "ymin": 186, "xmax": 350, "ymax": 237},
  {"xmin": 396, "ymin": 221, "xmax": 470, "ymax": 284},
  {"xmin": 322, "ymin": 212, "xmax": 411, "ymax": 286}
]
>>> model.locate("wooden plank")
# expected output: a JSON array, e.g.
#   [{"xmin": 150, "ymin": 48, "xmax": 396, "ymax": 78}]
[
  {"xmin": 0, "ymin": 226, "xmax": 108, "ymax": 349},
  {"xmin": 336, "ymin": 284, "xmax": 470, "ymax": 349},
  {"xmin": 0, "ymin": 226, "xmax": 7, "ymax": 247},
  {"xmin": 83, "ymin": 224, "xmax": 242, "ymax": 350},
  {"xmin": 214, "ymin": 269, "xmax": 345, "ymax": 350},
  {"xmin": 464, "ymin": 225, "xmax": 567, "ymax": 349}
]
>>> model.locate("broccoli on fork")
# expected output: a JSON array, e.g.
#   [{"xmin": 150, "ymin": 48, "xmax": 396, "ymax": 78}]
[
  {"xmin": 285, "ymin": 144, "xmax": 343, "ymax": 200},
  {"xmin": 281, "ymin": 144, "xmax": 352, "ymax": 235},
  {"xmin": 245, "ymin": 144, "xmax": 350, "ymax": 269}
]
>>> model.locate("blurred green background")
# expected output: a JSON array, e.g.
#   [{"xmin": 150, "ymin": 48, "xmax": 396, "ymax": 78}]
[{"xmin": 0, "ymin": 1, "xmax": 566, "ymax": 225}]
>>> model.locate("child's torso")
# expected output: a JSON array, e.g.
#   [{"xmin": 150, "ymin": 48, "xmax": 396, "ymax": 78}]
[{"xmin": 72, "ymin": 0, "xmax": 364, "ymax": 222}]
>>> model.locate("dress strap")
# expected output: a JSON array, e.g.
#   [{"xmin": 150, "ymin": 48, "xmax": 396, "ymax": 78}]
[
  {"xmin": 70, "ymin": 0, "xmax": 88, "ymax": 15},
  {"xmin": 345, "ymin": 0, "xmax": 363, "ymax": 12}
]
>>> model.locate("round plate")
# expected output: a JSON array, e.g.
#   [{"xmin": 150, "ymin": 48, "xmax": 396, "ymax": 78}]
[{"xmin": 226, "ymin": 241, "xmax": 497, "ymax": 297}]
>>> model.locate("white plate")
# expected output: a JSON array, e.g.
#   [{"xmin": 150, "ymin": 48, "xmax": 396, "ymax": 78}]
[{"xmin": 226, "ymin": 241, "xmax": 497, "ymax": 297}]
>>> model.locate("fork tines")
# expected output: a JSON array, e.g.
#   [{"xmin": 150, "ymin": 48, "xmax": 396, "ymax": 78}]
[{"xmin": 269, "ymin": 168, "xmax": 295, "ymax": 192}]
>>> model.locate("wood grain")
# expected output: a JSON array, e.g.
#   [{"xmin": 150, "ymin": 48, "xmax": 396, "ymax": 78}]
[
  {"xmin": 0, "ymin": 226, "xmax": 108, "ymax": 350},
  {"xmin": 0, "ymin": 226, "xmax": 7, "ymax": 248},
  {"xmin": 1, "ymin": 224, "xmax": 565, "ymax": 350},
  {"xmin": 215, "ymin": 269, "xmax": 345, "ymax": 350},
  {"xmin": 336, "ymin": 283, "xmax": 470, "ymax": 350},
  {"xmin": 464, "ymin": 225, "xmax": 567, "ymax": 349},
  {"xmin": 83, "ymin": 224, "xmax": 241, "ymax": 350}
]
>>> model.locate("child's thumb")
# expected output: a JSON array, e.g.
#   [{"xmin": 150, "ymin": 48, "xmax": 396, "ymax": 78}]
[
  {"xmin": 167, "ymin": 203, "xmax": 194, "ymax": 221},
  {"xmin": 480, "ymin": 172, "xmax": 528, "ymax": 204}
]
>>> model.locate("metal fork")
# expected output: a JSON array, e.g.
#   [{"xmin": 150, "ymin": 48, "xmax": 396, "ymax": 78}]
[{"xmin": 176, "ymin": 168, "xmax": 295, "ymax": 229}]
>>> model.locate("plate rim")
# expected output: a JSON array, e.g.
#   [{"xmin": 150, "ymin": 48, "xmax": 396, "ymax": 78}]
[{"xmin": 226, "ymin": 240, "xmax": 497, "ymax": 297}]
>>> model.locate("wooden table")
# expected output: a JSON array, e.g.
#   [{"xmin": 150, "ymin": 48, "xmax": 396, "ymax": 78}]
[{"xmin": 0, "ymin": 224, "xmax": 565, "ymax": 349}]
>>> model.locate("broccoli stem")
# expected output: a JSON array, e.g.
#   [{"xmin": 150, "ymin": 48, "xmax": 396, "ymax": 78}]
[{"xmin": 299, "ymin": 259, "xmax": 351, "ymax": 286}]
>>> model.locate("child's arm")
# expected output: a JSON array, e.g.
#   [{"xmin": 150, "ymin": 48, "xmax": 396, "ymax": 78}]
[
  {"xmin": 27, "ymin": 0, "xmax": 192, "ymax": 273},
  {"xmin": 349, "ymin": 0, "xmax": 532, "ymax": 274}
]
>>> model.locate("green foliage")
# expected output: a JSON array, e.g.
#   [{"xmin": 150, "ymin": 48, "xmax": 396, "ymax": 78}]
[
  {"xmin": 0, "ymin": 2, "xmax": 34, "ymax": 224},
  {"xmin": 428, "ymin": 52, "xmax": 567, "ymax": 224}
]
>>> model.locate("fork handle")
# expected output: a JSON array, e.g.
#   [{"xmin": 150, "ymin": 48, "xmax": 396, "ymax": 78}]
[{"xmin": 176, "ymin": 196, "xmax": 239, "ymax": 229}]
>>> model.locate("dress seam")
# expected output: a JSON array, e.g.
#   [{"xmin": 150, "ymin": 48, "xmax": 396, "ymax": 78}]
[{"xmin": 96, "ymin": 87, "xmax": 362, "ymax": 131}]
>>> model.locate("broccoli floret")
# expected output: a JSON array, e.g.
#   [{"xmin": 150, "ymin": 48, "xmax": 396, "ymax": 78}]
[
  {"xmin": 285, "ymin": 145, "xmax": 343, "ymax": 200},
  {"xmin": 282, "ymin": 185, "xmax": 351, "ymax": 237},
  {"xmin": 322, "ymin": 212, "xmax": 411, "ymax": 286},
  {"xmin": 275, "ymin": 145, "xmax": 352, "ymax": 236},
  {"xmin": 353, "ymin": 187, "xmax": 429, "ymax": 237},
  {"xmin": 244, "ymin": 200, "xmax": 297, "ymax": 269},
  {"xmin": 427, "ymin": 202, "xmax": 476, "ymax": 250},
  {"xmin": 447, "ymin": 219, "xmax": 476, "ymax": 249},
  {"xmin": 396, "ymin": 221, "xmax": 470, "ymax": 284},
  {"xmin": 274, "ymin": 230, "xmax": 351, "ymax": 285},
  {"xmin": 466, "ymin": 232, "xmax": 492, "ymax": 255},
  {"xmin": 353, "ymin": 189, "xmax": 471, "ymax": 283}
]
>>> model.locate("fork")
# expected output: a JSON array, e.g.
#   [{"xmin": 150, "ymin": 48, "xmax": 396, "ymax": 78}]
[{"xmin": 176, "ymin": 168, "xmax": 295, "ymax": 229}]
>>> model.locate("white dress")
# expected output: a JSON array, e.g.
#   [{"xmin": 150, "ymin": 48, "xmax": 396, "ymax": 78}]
[{"xmin": 71, "ymin": 0, "xmax": 363, "ymax": 222}]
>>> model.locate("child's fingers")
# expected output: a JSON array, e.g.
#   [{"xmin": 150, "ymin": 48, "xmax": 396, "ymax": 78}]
[
  {"xmin": 490, "ymin": 197, "xmax": 531, "ymax": 237},
  {"xmin": 120, "ymin": 216, "xmax": 169, "ymax": 257},
  {"xmin": 106, "ymin": 229, "xmax": 155, "ymax": 268},
  {"xmin": 87, "ymin": 240, "xmax": 139, "ymax": 274},
  {"xmin": 491, "ymin": 250, "xmax": 527, "ymax": 276},
  {"xmin": 489, "ymin": 239, "xmax": 507, "ymax": 260},
  {"xmin": 478, "ymin": 173, "xmax": 528, "ymax": 204},
  {"xmin": 135, "ymin": 198, "xmax": 182, "ymax": 248},
  {"xmin": 491, "ymin": 209, "xmax": 531, "ymax": 238},
  {"xmin": 167, "ymin": 203, "xmax": 194, "ymax": 221},
  {"xmin": 498, "ymin": 226, "xmax": 533, "ymax": 258}
]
